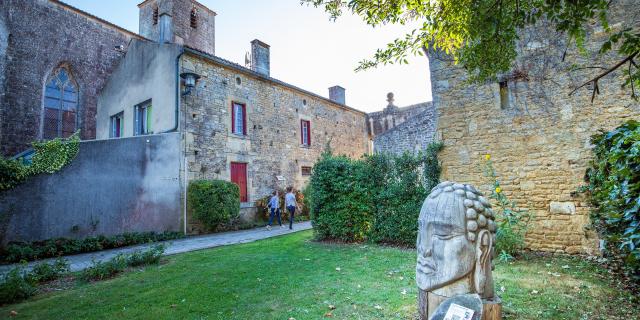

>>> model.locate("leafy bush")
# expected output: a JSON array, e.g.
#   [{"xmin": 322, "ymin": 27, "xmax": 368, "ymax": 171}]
[
  {"xmin": 0, "ymin": 132, "xmax": 80, "ymax": 192},
  {"xmin": 482, "ymin": 155, "xmax": 532, "ymax": 261},
  {"xmin": 309, "ymin": 142, "xmax": 443, "ymax": 245},
  {"xmin": 1, "ymin": 231, "xmax": 183, "ymax": 263},
  {"xmin": 309, "ymin": 155, "xmax": 372, "ymax": 242},
  {"xmin": 80, "ymin": 255, "xmax": 128, "ymax": 282},
  {"xmin": 188, "ymin": 180, "xmax": 240, "ymax": 231},
  {"xmin": 126, "ymin": 245, "xmax": 164, "ymax": 267},
  {"xmin": 585, "ymin": 120, "xmax": 640, "ymax": 278},
  {"xmin": 80, "ymin": 246, "xmax": 166, "ymax": 281},
  {"xmin": 26, "ymin": 258, "xmax": 69, "ymax": 283},
  {"xmin": 0, "ymin": 268, "xmax": 36, "ymax": 305}
]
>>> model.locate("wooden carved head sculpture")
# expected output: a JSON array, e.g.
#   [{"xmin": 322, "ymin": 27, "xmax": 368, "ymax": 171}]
[{"xmin": 416, "ymin": 181, "xmax": 496, "ymax": 299}]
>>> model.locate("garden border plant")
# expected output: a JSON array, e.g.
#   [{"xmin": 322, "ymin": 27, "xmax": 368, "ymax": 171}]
[
  {"xmin": 0, "ymin": 258, "xmax": 69, "ymax": 305},
  {"xmin": 482, "ymin": 155, "xmax": 533, "ymax": 262},
  {"xmin": 1, "ymin": 231, "xmax": 183, "ymax": 263}
]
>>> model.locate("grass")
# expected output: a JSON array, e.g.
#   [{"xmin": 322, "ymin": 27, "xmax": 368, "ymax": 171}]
[{"xmin": 1, "ymin": 230, "xmax": 637, "ymax": 319}]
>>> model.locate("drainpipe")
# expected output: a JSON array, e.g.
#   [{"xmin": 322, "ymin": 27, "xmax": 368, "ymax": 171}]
[
  {"xmin": 161, "ymin": 47, "xmax": 186, "ymax": 234},
  {"xmin": 161, "ymin": 48, "xmax": 184, "ymax": 134}
]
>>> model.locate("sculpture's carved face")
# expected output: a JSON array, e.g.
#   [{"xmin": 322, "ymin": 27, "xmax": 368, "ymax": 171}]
[
  {"xmin": 416, "ymin": 182, "xmax": 496, "ymax": 297},
  {"xmin": 416, "ymin": 194, "xmax": 474, "ymax": 291}
]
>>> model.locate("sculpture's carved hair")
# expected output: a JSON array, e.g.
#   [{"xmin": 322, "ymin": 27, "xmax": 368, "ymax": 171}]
[{"xmin": 427, "ymin": 181, "xmax": 497, "ymax": 244}]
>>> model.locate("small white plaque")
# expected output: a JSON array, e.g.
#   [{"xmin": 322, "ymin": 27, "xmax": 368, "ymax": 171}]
[
  {"xmin": 276, "ymin": 176, "xmax": 286, "ymax": 181},
  {"xmin": 443, "ymin": 303, "xmax": 474, "ymax": 320}
]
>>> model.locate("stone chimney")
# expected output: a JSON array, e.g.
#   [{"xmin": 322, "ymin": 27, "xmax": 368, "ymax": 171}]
[
  {"xmin": 158, "ymin": 13, "xmax": 173, "ymax": 44},
  {"xmin": 251, "ymin": 39, "xmax": 270, "ymax": 77},
  {"xmin": 329, "ymin": 86, "xmax": 346, "ymax": 105}
]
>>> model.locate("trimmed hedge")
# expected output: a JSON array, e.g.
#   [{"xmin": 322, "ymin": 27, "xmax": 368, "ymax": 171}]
[
  {"xmin": 0, "ymin": 231, "xmax": 183, "ymax": 263},
  {"xmin": 187, "ymin": 180, "xmax": 240, "ymax": 231},
  {"xmin": 309, "ymin": 143, "xmax": 443, "ymax": 245},
  {"xmin": 585, "ymin": 120, "xmax": 640, "ymax": 279}
]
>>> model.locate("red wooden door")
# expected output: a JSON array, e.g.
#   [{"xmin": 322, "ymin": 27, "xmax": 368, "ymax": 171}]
[{"xmin": 230, "ymin": 162, "xmax": 248, "ymax": 202}]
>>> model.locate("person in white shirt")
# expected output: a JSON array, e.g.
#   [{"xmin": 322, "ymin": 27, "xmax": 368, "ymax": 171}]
[{"xmin": 285, "ymin": 186, "xmax": 297, "ymax": 230}]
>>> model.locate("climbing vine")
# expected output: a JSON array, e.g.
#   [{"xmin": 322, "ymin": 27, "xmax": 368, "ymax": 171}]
[
  {"xmin": 584, "ymin": 120, "xmax": 640, "ymax": 278},
  {"xmin": 0, "ymin": 132, "xmax": 80, "ymax": 191}
]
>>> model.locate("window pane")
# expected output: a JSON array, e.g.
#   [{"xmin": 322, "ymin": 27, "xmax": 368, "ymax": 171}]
[
  {"xmin": 146, "ymin": 105, "xmax": 152, "ymax": 133},
  {"xmin": 45, "ymin": 85, "xmax": 61, "ymax": 99},
  {"xmin": 43, "ymin": 108, "xmax": 60, "ymax": 139},
  {"xmin": 44, "ymin": 97, "xmax": 60, "ymax": 109},
  {"xmin": 234, "ymin": 104, "xmax": 243, "ymax": 134},
  {"xmin": 62, "ymin": 110, "xmax": 76, "ymax": 137},
  {"xmin": 302, "ymin": 121, "xmax": 308, "ymax": 145},
  {"xmin": 58, "ymin": 69, "xmax": 69, "ymax": 84}
]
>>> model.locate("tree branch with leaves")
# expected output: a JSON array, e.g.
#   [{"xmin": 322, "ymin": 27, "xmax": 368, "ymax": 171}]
[{"xmin": 302, "ymin": 0, "xmax": 639, "ymax": 100}]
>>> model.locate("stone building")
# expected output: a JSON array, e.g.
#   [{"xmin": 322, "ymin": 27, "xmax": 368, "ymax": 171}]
[
  {"xmin": 0, "ymin": 0, "xmax": 368, "ymax": 241},
  {"xmin": 372, "ymin": 101, "xmax": 437, "ymax": 155},
  {"xmin": 0, "ymin": 0, "xmax": 140, "ymax": 156},
  {"xmin": 93, "ymin": 0, "xmax": 369, "ymax": 228},
  {"xmin": 428, "ymin": 0, "xmax": 640, "ymax": 254},
  {"xmin": 366, "ymin": 92, "xmax": 432, "ymax": 139}
]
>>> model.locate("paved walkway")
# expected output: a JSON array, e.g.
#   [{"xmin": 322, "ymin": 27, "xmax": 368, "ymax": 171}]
[{"xmin": 0, "ymin": 221, "xmax": 312, "ymax": 275}]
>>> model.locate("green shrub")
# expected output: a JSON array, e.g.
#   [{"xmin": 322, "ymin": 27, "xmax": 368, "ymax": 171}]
[
  {"xmin": 188, "ymin": 180, "xmax": 240, "ymax": 231},
  {"xmin": 584, "ymin": 120, "xmax": 640, "ymax": 278},
  {"xmin": 309, "ymin": 154, "xmax": 372, "ymax": 242},
  {"xmin": 80, "ymin": 246, "xmax": 166, "ymax": 282},
  {"xmin": 126, "ymin": 245, "xmax": 165, "ymax": 267},
  {"xmin": 482, "ymin": 155, "xmax": 532, "ymax": 261},
  {"xmin": 80, "ymin": 255, "xmax": 127, "ymax": 282},
  {"xmin": 1, "ymin": 231, "xmax": 183, "ymax": 263},
  {"xmin": 26, "ymin": 258, "xmax": 69, "ymax": 283},
  {"xmin": 309, "ymin": 143, "xmax": 443, "ymax": 244},
  {"xmin": 0, "ymin": 268, "xmax": 36, "ymax": 305}
]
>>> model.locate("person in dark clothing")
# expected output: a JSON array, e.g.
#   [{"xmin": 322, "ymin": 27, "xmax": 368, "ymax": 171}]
[
  {"xmin": 266, "ymin": 190, "xmax": 283, "ymax": 230},
  {"xmin": 285, "ymin": 186, "xmax": 297, "ymax": 230}
]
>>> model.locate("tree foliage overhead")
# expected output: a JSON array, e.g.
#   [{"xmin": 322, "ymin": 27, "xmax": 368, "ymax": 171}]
[{"xmin": 302, "ymin": 0, "xmax": 640, "ymax": 99}]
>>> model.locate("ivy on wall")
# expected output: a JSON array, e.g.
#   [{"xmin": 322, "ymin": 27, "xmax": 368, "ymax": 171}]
[
  {"xmin": 0, "ymin": 132, "xmax": 80, "ymax": 191},
  {"xmin": 585, "ymin": 120, "xmax": 640, "ymax": 278}
]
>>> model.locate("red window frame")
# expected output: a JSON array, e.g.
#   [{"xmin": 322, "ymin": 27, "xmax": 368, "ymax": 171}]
[
  {"xmin": 300, "ymin": 119, "xmax": 311, "ymax": 147},
  {"xmin": 231, "ymin": 102, "xmax": 247, "ymax": 135},
  {"xmin": 230, "ymin": 162, "xmax": 248, "ymax": 202}
]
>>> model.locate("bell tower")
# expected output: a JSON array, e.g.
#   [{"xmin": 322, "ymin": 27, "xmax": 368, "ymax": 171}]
[{"xmin": 138, "ymin": 0, "xmax": 216, "ymax": 55}]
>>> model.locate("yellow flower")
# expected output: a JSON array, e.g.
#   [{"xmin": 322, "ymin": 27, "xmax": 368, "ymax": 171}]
[
  {"xmin": 485, "ymin": 154, "xmax": 491, "ymax": 161},
  {"xmin": 495, "ymin": 187, "xmax": 502, "ymax": 194}
]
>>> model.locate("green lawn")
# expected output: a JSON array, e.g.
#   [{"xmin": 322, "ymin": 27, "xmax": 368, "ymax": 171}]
[{"xmin": 1, "ymin": 231, "xmax": 636, "ymax": 319}]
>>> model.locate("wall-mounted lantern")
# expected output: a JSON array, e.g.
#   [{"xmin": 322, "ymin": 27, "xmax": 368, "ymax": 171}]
[{"xmin": 180, "ymin": 71, "xmax": 201, "ymax": 96}]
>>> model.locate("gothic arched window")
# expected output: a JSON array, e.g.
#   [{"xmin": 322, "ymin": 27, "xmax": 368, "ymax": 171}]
[{"xmin": 43, "ymin": 67, "xmax": 78, "ymax": 139}]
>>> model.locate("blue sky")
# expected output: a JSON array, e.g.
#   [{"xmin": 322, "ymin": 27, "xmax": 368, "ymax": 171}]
[{"xmin": 64, "ymin": 0, "xmax": 432, "ymax": 112}]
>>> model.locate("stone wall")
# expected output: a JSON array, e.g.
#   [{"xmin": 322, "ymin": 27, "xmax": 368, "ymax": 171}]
[
  {"xmin": 373, "ymin": 105, "xmax": 437, "ymax": 154},
  {"xmin": 0, "ymin": 0, "xmax": 139, "ymax": 156},
  {"xmin": 430, "ymin": 0, "xmax": 640, "ymax": 254},
  {"xmin": 180, "ymin": 52, "xmax": 369, "ymax": 231},
  {"xmin": 367, "ymin": 96, "xmax": 432, "ymax": 138},
  {"xmin": 0, "ymin": 133, "xmax": 182, "ymax": 245}
]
